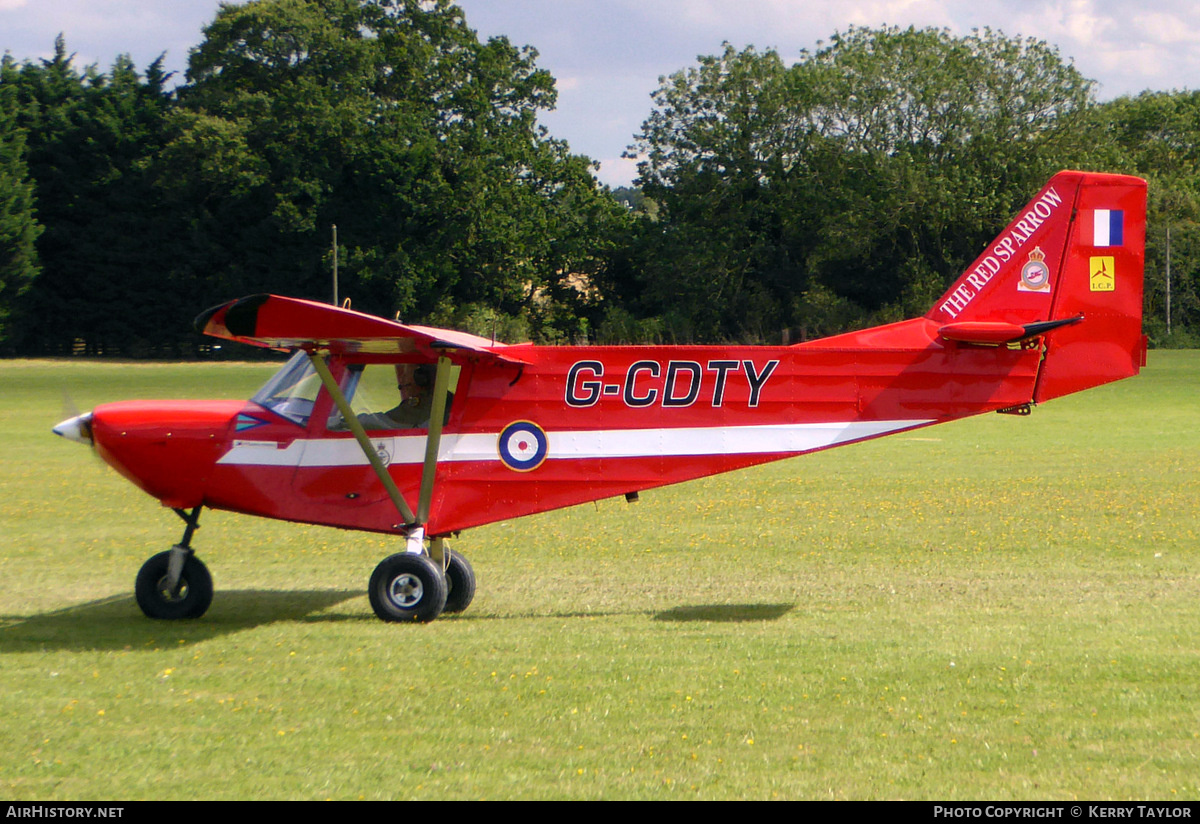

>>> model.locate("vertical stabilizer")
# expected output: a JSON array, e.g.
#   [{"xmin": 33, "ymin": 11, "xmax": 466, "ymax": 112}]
[{"xmin": 926, "ymin": 171, "xmax": 1146, "ymax": 401}]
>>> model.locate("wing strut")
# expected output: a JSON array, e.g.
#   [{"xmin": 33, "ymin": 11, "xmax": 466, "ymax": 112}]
[
  {"xmin": 417, "ymin": 353, "xmax": 452, "ymax": 524},
  {"xmin": 306, "ymin": 351, "xmax": 418, "ymax": 528},
  {"xmin": 418, "ymin": 353, "xmax": 453, "ymax": 567}
]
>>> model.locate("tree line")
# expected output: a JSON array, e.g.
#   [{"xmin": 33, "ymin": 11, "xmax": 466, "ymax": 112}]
[{"xmin": 1, "ymin": 1, "xmax": 1197, "ymax": 356}]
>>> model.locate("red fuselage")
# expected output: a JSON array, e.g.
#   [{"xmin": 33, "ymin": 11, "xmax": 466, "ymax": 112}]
[{"xmin": 86, "ymin": 325, "xmax": 1048, "ymax": 537}]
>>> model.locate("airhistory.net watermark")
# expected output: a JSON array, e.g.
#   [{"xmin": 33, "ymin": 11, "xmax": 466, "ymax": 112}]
[{"xmin": 6, "ymin": 808, "xmax": 123, "ymax": 819}]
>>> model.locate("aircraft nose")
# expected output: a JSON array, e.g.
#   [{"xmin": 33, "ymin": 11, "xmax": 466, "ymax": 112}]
[{"xmin": 53, "ymin": 412, "xmax": 94, "ymax": 445}]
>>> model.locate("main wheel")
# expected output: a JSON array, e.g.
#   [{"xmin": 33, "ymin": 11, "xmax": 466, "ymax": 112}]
[
  {"xmin": 368, "ymin": 553, "xmax": 447, "ymax": 622},
  {"xmin": 443, "ymin": 550, "xmax": 476, "ymax": 614},
  {"xmin": 135, "ymin": 551, "xmax": 213, "ymax": 620}
]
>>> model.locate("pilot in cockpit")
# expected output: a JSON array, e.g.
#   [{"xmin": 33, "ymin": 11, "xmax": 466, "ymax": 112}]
[
  {"xmin": 345, "ymin": 363, "xmax": 453, "ymax": 431},
  {"xmin": 329, "ymin": 362, "xmax": 453, "ymax": 432},
  {"xmin": 383, "ymin": 363, "xmax": 435, "ymax": 428}
]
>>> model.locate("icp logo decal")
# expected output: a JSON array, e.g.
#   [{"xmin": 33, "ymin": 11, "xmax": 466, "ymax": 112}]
[{"xmin": 498, "ymin": 421, "xmax": 549, "ymax": 472}]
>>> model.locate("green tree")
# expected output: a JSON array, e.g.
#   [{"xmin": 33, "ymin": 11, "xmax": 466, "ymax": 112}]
[
  {"xmin": 625, "ymin": 44, "xmax": 812, "ymax": 341},
  {"xmin": 1096, "ymin": 91, "xmax": 1200, "ymax": 344},
  {"xmin": 629, "ymin": 27, "xmax": 1099, "ymax": 341},
  {"xmin": 6, "ymin": 39, "xmax": 174, "ymax": 354},
  {"xmin": 176, "ymin": 0, "xmax": 626, "ymax": 341},
  {"xmin": 800, "ymin": 27, "xmax": 1096, "ymax": 316},
  {"xmin": 0, "ymin": 57, "xmax": 41, "ymax": 347}
]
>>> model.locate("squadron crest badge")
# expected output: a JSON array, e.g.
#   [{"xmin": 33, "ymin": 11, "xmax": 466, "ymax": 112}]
[{"xmin": 1018, "ymin": 247, "xmax": 1051, "ymax": 293}]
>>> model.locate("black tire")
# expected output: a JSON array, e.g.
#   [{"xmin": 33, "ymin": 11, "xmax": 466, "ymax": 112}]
[
  {"xmin": 135, "ymin": 551, "xmax": 213, "ymax": 620},
  {"xmin": 368, "ymin": 553, "xmax": 447, "ymax": 622},
  {"xmin": 443, "ymin": 550, "xmax": 476, "ymax": 614}
]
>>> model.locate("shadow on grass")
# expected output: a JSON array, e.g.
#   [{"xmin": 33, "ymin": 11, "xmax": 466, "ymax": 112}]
[
  {"xmin": 0, "ymin": 589, "xmax": 363, "ymax": 651},
  {"xmin": 1, "ymin": 595, "xmax": 798, "ymax": 646},
  {"xmin": 653, "ymin": 603, "xmax": 794, "ymax": 622}
]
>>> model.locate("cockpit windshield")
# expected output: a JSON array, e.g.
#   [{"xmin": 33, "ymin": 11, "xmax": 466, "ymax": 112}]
[{"xmin": 250, "ymin": 351, "xmax": 322, "ymax": 426}]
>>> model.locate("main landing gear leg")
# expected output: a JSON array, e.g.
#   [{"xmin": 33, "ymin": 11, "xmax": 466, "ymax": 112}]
[{"xmin": 134, "ymin": 506, "xmax": 214, "ymax": 620}]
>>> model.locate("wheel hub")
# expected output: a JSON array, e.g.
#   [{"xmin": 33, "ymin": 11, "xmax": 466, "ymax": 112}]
[
  {"xmin": 155, "ymin": 576, "xmax": 188, "ymax": 602},
  {"xmin": 387, "ymin": 573, "xmax": 423, "ymax": 608}
]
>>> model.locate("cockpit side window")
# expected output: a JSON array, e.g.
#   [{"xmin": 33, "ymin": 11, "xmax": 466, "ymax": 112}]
[{"xmin": 329, "ymin": 362, "xmax": 459, "ymax": 432}]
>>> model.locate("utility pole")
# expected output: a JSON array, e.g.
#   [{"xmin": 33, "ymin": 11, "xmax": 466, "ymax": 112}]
[
  {"xmin": 1166, "ymin": 223, "xmax": 1172, "ymax": 336},
  {"xmin": 328, "ymin": 224, "xmax": 338, "ymax": 307}
]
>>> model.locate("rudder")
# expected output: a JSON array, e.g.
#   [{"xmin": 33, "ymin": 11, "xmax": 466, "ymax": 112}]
[{"xmin": 1033, "ymin": 173, "xmax": 1146, "ymax": 402}]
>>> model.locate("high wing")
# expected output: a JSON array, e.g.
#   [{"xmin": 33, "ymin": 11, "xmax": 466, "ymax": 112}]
[{"xmin": 194, "ymin": 293, "xmax": 531, "ymax": 365}]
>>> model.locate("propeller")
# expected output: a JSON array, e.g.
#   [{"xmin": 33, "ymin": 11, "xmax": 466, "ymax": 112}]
[{"xmin": 54, "ymin": 390, "xmax": 94, "ymax": 446}]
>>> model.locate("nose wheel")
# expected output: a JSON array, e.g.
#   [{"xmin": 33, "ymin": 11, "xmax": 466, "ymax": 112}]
[
  {"xmin": 134, "ymin": 506, "xmax": 213, "ymax": 620},
  {"xmin": 135, "ymin": 549, "xmax": 213, "ymax": 619}
]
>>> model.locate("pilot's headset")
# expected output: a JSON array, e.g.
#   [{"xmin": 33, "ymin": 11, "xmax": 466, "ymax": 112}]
[{"xmin": 412, "ymin": 364, "xmax": 434, "ymax": 390}]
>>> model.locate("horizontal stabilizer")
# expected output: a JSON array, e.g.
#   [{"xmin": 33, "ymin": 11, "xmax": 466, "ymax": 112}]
[{"xmin": 938, "ymin": 315, "xmax": 1082, "ymax": 345}]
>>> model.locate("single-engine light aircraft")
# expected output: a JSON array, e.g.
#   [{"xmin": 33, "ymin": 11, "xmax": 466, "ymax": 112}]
[{"xmin": 54, "ymin": 171, "xmax": 1147, "ymax": 622}]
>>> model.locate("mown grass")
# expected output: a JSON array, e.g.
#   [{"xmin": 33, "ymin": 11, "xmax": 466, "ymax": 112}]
[{"xmin": 1, "ymin": 354, "xmax": 1197, "ymax": 800}]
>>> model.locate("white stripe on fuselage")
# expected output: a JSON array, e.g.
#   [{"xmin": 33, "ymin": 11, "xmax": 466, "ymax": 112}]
[{"xmin": 216, "ymin": 419, "xmax": 933, "ymax": 468}]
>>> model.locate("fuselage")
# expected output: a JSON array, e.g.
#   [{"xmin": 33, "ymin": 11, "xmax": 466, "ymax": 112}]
[{"xmin": 63, "ymin": 321, "xmax": 1046, "ymax": 537}]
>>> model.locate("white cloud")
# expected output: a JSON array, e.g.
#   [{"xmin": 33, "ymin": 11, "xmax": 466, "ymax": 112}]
[
  {"xmin": 1000, "ymin": 0, "xmax": 1200, "ymax": 96},
  {"xmin": 1130, "ymin": 10, "xmax": 1194, "ymax": 44},
  {"xmin": 593, "ymin": 155, "xmax": 641, "ymax": 189}
]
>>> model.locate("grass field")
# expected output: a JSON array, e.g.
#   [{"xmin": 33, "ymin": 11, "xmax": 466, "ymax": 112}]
[{"xmin": 1, "ymin": 353, "xmax": 1198, "ymax": 800}]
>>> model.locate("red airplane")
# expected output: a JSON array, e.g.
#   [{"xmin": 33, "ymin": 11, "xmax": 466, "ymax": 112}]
[{"xmin": 53, "ymin": 171, "xmax": 1147, "ymax": 623}]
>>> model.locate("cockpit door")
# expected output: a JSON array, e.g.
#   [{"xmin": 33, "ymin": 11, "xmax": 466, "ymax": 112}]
[{"xmin": 289, "ymin": 359, "xmax": 461, "ymax": 513}]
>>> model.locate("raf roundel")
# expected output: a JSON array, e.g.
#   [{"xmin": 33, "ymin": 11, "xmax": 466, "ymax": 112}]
[{"xmin": 498, "ymin": 421, "xmax": 549, "ymax": 472}]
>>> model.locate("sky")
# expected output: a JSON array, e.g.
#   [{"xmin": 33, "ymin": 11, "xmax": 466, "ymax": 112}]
[{"xmin": 4, "ymin": 0, "xmax": 1200, "ymax": 187}]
